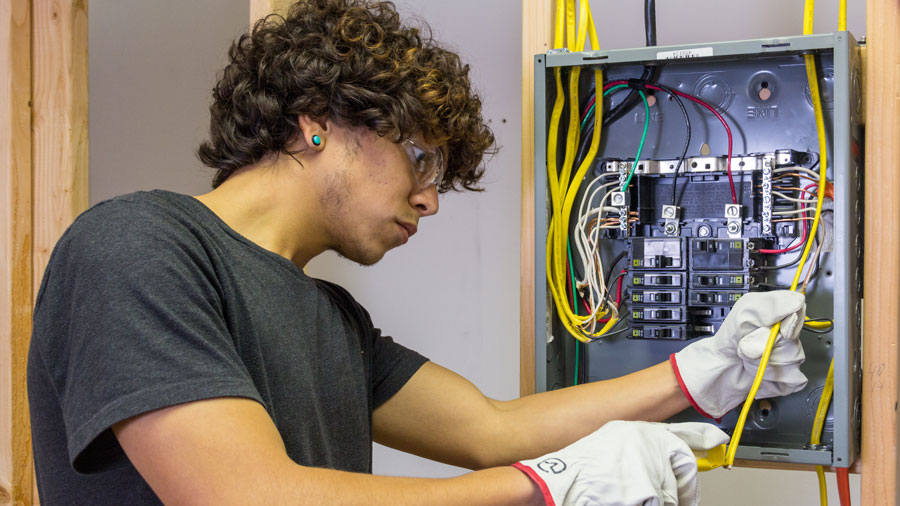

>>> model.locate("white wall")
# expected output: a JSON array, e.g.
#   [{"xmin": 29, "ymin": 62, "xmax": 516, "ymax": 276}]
[
  {"xmin": 89, "ymin": 0, "xmax": 249, "ymax": 203},
  {"xmin": 89, "ymin": 0, "xmax": 865, "ymax": 503}
]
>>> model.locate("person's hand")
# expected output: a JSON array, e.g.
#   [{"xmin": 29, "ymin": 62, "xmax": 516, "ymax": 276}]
[
  {"xmin": 513, "ymin": 421, "xmax": 729, "ymax": 506},
  {"xmin": 671, "ymin": 290, "xmax": 807, "ymax": 419}
]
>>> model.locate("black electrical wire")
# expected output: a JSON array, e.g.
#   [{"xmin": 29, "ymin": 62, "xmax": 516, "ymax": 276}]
[
  {"xmin": 587, "ymin": 318, "xmax": 631, "ymax": 342},
  {"xmin": 604, "ymin": 251, "xmax": 628, "ymax": 285},
  {"xmin": 804, "ymin": 324, "xmax": 835, "ymax": 334},
  {"xmin": 756, "ymin": 283, "xmax": 791, "ymax": 290},
  {"xmin": 644, "ymin": 0, "xmax": 657, "ymax": 46},
  {"xmin": 594, "ymin": 0, "xmax": 659, "ymax": 129},
  {"xmin": 603, "ymin": 67, "xmax": 658, "ymax": 128},
  {"xmin": 606, "ymin": 269, "xmax": 628, "ymax": 297},
  {"xmin": 639, "ymin": 81, "xmax": 691, "ymax": 206}
]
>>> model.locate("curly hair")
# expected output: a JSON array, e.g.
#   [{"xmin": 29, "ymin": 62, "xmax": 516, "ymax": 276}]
[{"xmin": 197, "ymin": 0, "xmax": 496, "ymax": 192}]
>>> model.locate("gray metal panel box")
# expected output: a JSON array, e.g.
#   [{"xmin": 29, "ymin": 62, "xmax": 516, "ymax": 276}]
[{"xmin": 533, "ymin": 33, "xmax": 862, "ymax": 467}]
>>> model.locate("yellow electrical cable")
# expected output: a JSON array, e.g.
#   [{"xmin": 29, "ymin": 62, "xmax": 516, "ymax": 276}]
[
  {"xmin": 811, "ymin": 360, "xmax": 836, "ymax": 506},
  {"xmin": 545, "ymin": 1, "xmax": 615, "ymax": 343},
  {"xmin": 838, "ymin": 0, "xmax": 847, "ymax": 31},
  {"xmin": 565, "ymin": 0, "xmax": 576, "ymax": 51},
  {"xmin": 808, "ymin": 5, "xmax": 843, "ymax": 505},
  {"xmin": 804, "ymin": 318, "xmax": 832, "ymax": 330},
  {"xmin": 723, "ymin": 0, "xmax": 830, "ymax": 468},
  {"xmin": 545, "ymin": 1, "xmax": 588, "ymax": 341}
]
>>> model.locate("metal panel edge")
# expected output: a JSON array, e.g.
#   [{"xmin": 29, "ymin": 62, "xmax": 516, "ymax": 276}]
[
  {"xmin": 533, "ymin": 54, "xmax": 549, "ymax": 394},
  {"xmin": 735, "ymin": 446, "xmax": 833, "ymax": 466},
  {"xmin": 830, "ymin": 31, "xmax": 860, "ymax": 468},
  {"xmin": 544, "ymin": 33, "xmax": 839, "ymax": 68}
]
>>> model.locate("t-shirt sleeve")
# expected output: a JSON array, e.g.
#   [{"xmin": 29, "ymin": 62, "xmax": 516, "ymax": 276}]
[
  {"xmin": 31, "ymin": 200, "xmax": 263, "ymax": 473},
  {"xmin": 369, "ymin": 327, "xmax": 429, "ymax": 409},
  {"xmin": 317, "ymin": 281, "xmax": 428, "ymax": 410}
]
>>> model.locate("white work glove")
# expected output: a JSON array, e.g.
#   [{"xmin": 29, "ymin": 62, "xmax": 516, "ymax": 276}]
[
  {"xmin": 513, "ymin": 421, "xmax": 729, "ymax": 506},
  {"xmin": 670, "ymin": 290, "xmax": 807, "ymax": 419}
]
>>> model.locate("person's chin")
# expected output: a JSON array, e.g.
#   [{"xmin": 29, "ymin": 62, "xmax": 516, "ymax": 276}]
[{"xmin": 335, "ymin": 244, "xmax": 388, "ymax": 267}]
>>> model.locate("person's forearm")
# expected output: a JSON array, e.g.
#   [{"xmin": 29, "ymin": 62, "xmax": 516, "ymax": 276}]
[
  {"xmin": 263, "ymin": 464, "xmax": 542, "ymax": 506},
  {"xmin": 483, "ymin": 360, "xmax": 690, "ymax": 465}
]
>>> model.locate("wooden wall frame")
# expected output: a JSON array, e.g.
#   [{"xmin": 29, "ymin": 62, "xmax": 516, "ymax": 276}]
[
  {"xmin": 0, "ymin": 1, "xmax": 86, "ymax": 504},
  {"xmin": 251, "ymin": 0, "xmax": 293, "ymax": 24},
  {"xmin": 859, "ymin": 0, "xmax": 900, "ymax": 502},
  {"xmin": 1, "ymin": 1, "xmax": 89, "ymax": 504},
  {"xmin": 519, "ymin": 0, "xmax": 900, "ymax": 501},
  {"xmin": 1, "ymin": 1, "xmax": 34, "ymax": 503}
]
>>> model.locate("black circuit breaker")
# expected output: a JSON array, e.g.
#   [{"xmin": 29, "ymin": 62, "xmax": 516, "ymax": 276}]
[{"xmin": 627, "ymin": 237, "xmax": 765, "ymax": 340}]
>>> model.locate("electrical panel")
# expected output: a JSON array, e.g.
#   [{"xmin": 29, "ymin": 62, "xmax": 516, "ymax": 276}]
[{"xmin": 533, "ymin": 33, "xmax": 863, "ymax": 467}]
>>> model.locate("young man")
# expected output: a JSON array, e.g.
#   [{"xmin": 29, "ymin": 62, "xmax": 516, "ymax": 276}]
[{"xmin": 27, "ymin": 1, "xmax": 808, "ymax": 504}]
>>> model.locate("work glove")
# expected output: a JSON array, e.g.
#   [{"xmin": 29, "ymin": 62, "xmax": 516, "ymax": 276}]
[
  {"xmin": 513, "ymin": 421, "xmax": 729, "ymax": 506},
  {"xmin": 670, "ymin": 290, "xmax": 807, "ymax": 419}
]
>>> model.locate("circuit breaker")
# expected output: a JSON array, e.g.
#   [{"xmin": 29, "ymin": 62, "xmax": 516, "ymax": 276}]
[{"xmin": 533, "ymin": 33, "xmax": 863, "ymax": 467}]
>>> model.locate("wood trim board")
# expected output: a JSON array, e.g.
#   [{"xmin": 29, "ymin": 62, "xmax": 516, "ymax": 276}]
[
  {"xmin": 1, "ymin": 1, "xmax": 33, "ymax": 504},
  {"xmin": 860, "ymin": 0, "xmax": 900, "ymax": 503},
  {"xmin": 519, "ymin": 0, "xmax": 552, "ymax": 398}
]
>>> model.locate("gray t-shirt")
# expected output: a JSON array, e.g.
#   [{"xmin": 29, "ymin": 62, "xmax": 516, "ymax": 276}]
[{"xmin": 27, "ymin": 190, "xmax": 428, "ymax": 505}]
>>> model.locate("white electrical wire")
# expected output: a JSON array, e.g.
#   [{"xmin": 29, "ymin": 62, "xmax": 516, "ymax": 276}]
[
  {"xmin": 772, "ymin": 191, "xmax": 819, "ymax": 204},
  {"xmin": 773, "ymin": 207, "xmax": 816, "ymax": 216},
  {"xmin": 571, "ymin": 174, "xmax": 623, "ymax": 329},
  {"xmin": 575, "ymin": 180, "xmax": 617, "ymax": 286},
  {"xmin": 772, "ymin": 166, "xmax": 822, "ymax": 180}
]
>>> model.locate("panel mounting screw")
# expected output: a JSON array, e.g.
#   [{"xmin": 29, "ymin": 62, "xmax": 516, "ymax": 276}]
[{"xmin": 698, "ymin": 225, "xmax": 711, "ymax": 237}]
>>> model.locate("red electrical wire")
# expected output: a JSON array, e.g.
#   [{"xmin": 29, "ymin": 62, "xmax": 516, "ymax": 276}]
[
  {"xmin": 602, "ymin": 80, "xmax": 737, "ymax": 204},
  {"xmin": 759, "ymin": 182, "xmax": 818, "ymax": 254},
  {"xmin": 615, "ymin": 270, "xmax": 624, "ymax": 305},
  {"xmin": 836, "ymin": 467, "xmax": 851, "ymax": 506},
  {"xmin": 582, "ymin": 96, "xmax": 596, "ymax": 122}
]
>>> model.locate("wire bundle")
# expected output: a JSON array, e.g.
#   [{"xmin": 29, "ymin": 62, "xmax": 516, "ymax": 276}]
[{"xmin": 546, "ymin": 0, "xmax": 621, "ymax": 343}]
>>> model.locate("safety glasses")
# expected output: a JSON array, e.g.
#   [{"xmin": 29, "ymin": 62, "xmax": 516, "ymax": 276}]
[{"xmin": 402, "ymin": 139, "xmax": 444, "ymax": 190}]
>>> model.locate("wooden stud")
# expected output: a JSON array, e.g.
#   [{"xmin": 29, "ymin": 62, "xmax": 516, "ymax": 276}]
[
  {"xmin": 861, "ymin": 0, "xmax": 900, "ymax": 503},
  {"xmin": 0, "ymin": 1, "xmax": 33, "ymax": 504},
  {"xmin": 519, "ymin": 0, "xmax": 552, "ymax": 397},
  {"xmin": 30, "ymin": 2, "xmax": 89, "ymax": 498},
  {"xmin": 31, "ymin": 0, "xmax": 89, "ymax": 294},
  {"xmin": 250, "ymin": 0, "xmax": 293, "ymax": 25}
]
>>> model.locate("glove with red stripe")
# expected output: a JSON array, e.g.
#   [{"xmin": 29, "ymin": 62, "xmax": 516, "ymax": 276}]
[
  {"xmin": 513, "ymin": 421, "xmax": 729, "ymax": 506},
  {"xmin": 670, "ymin": 290, "xmax": 808, "ymax": 420}
]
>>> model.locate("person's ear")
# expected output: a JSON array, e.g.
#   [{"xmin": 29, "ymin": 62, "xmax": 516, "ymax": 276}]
[{"xmin": 297, "ymin": 115, "xmax": 329, "ymax": 151}]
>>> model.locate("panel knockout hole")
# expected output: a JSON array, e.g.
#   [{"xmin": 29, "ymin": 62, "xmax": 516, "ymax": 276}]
[{"xmin": 751, "ymin": 399, "xmax": 778, "ymax": 429}]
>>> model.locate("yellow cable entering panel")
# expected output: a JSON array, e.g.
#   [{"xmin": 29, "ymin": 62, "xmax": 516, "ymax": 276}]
[{"xmin": 724, "ymin": 0, "xmax": 830, "ymax": 468}]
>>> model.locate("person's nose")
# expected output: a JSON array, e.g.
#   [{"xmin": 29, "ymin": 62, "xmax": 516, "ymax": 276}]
[{"xmin": 409, "ymin": 184, "xmax": 439, "ymax": 217}]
